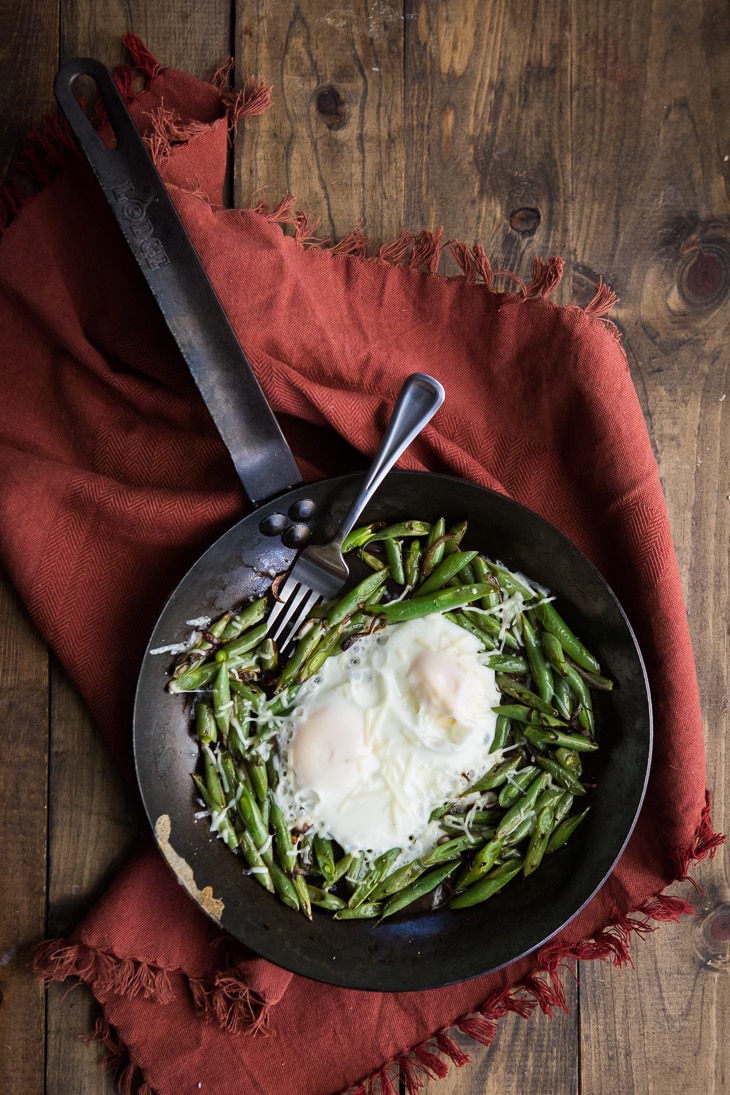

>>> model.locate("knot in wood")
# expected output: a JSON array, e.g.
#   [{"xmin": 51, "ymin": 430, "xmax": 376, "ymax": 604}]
[
  {"xmin": 316, "ymin": 85, "xmax": 348, "ymax": 130},
  {"xmin": 509, "ymin": 207, "xmax": 541, "ymax": 236},
  {"xmin": 678, "ymin": 243, "xmax": 729, "ymax": 307}
]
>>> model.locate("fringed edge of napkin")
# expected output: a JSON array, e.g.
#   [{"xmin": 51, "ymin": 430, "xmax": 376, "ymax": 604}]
[{"xmin": 32, "ymin": 791, "xmax": 725, "ymax": 1095}]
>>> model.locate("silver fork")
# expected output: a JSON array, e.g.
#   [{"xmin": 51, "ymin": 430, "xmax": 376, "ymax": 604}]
[{"xmin": 267, "ymin": 372, "xmax": 445, "ymax": 650}]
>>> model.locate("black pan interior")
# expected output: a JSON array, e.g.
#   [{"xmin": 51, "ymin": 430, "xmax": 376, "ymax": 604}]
[{"xmin": 133, "ymin": 470, "xmax": 652, "ymax": 991}]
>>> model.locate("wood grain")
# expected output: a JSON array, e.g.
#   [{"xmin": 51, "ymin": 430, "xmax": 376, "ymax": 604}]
[
  {"xmin": 0, "ymin": 2, "xmax": 727, "ymax": 1094},
  {"xmin": 404, "ymin": 0, "xmax": 573, "ymax": 285},
  {"xmin": 0, "ymin": 572, "xmax": 49, "ymax": 1094},
  {"xmin": 45, "ymin": 664, "xmax": 142, "ymax": 1095},
  {"xmin": 568, "ymin": 4, "xmax": 730, "ymax": 1095},
  {"xmin": 234, "ymin": 0, "xmax": 406, "ymax": 247}
]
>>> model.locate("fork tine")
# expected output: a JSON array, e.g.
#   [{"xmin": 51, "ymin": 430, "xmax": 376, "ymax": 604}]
[
  {"xmin": 266, "ymin": 575, "xmax": 299, "ymax": 634},
  {"xmin": 271, "ymin": 586, "xmax": 323, "ymax": 651}
]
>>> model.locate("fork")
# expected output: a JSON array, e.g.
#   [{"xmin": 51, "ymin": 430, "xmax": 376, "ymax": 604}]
[{"xmin": 267, "ymin": 372, "xmax": 445, "ymax": 650}]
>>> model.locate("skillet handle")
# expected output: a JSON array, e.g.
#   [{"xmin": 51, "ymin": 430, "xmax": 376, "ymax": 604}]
[{"xmin": 54, "ymin": 57, "xmax": 302, "ymax": 506}]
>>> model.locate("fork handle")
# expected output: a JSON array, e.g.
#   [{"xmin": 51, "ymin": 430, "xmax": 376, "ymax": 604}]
[{"xmin": 334, "ymin": 373, "xmax": 445, "ymax": 545}]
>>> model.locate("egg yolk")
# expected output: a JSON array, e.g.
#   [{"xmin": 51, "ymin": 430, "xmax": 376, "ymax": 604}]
[
  {"xmin": 290, "ymin": 704, "xmax": 369, "ymax": 797},
  {"xmin": 408, "ymin": 648, "xmax": 483, "ymax": 721}
]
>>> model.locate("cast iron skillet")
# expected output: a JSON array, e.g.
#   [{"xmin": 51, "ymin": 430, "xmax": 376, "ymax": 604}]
[{"xmin": 55, "ymin": 59, "xmax": 653, "ymax": 992}]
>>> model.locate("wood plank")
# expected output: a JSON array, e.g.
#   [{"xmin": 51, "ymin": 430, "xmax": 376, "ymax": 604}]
[
  {"xmin": 569, "ymin": 2, "xmax": 730, "ymax": 1092},
  {"xmin": 0, "ymin": 571, "xmax": 50, "ymax": 1095},
  {"xmin": 403, "ymin": 4, "xmax": 579, "ymax": 1089},
  {"xmin": 60, "ymin": 0, "xmax": 232, "ymax": 77},
  {"xmin": 45, "ymin": 663, "xmax": 142, "ymax": 1095},
  {"xmin": 0, "ymin": 0, "xmax": 59, "ymax": 178},
  {"xmin": 234, "ymin": 0, "xmax": 406, "ymax": 247},
  {"xmin": 43, "ymin": 6, "xmax": 234, "ymax": 1092},
  {"xmin": 403, "ymin": 0, "xmax": 573, "ymax": 285},
  {"xmin": 426, "ymin": 980, "xmax": 579, "ymax": 1095}
]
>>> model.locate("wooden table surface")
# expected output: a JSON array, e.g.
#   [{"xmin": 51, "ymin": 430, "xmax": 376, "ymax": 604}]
[{"xmin": 1, "ymin": 3, "xmax": 728, "ymax": 1093}]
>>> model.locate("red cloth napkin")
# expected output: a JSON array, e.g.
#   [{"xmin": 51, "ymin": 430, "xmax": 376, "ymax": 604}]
[{"xmin": 0, "ymin": 37, "xmax": 723, "ymax": 1095}]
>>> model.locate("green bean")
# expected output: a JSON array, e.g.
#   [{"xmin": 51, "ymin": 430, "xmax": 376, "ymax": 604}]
[
  {"xmin": 535, "ymin": 755, "xmax": 587, "ymax": 796},
  {"xmin": 564, "ymin": 663, "xmax": 595, "ymax": 733},
  {"xmin": 229, "ymin": 679, "xmax": 265, "ymax": 705},
  {"xmin": 523, "ymin": 725, "xmax": 598, "ymax": 753},
  {"xmin": 553, "ymin": 790, "xmax": 575, "ymax": 825},
  {"xmin": 330, "ymin": 853, "xmax": 355, "ymax": 884},
  {"xmin": 220, "ymin": 597, "xmax": 268, "ymax": 641},
  {"xmin": 422, "ymin": 517, "xmax": 447, "ymax": 573},
  {"xmin": 403, "ymin": 538, "xmax": 423, "ymax": 586},
  {"xmin": 438, "ymin": 816, "xmax": 497, "ymax": 837},
  {"xmin": 456, "ymin": 837, "xmax": 504, "ymax": 889},
  {"xmin": 299, "ymin": 623, "xmax": 346, "ymax": 682},
  {"xmin": 536, "ymin": 603, "xmax": 601, "ymax": 674},
  {"xmin": 555, "ymin": 747, "xmax": 583, "ymax": 775},
  {"xmin": 359, "ymin": 520, "xmax": 432, "ymax": 545},
  {"xmin": 496, "ymin": 771, "xmax": 550, "ymax": 838},
  {"xmin": 471, "ymin": 555, "xmax": 501, "ymax": 610},
  {"xmin": 486, "ymin": 654, "xmax": 529, "ymax": 673},
  {"xmin": 175, "ymin": 610, "xmax": 231, "ymax": 672},
  {"xmin": 523, "ymin": 804, "xmax": 555, "ymax": 876},
  {"xmin": 424, "ymin": 834, "xmax": 482, "ymax": 866},
  {"xmin": 462, "ymin": 607, "xmax": 520, "ymax": 650},
  {"xmin": 449, "ymin": 859, "xmax": 523, "ymax": 909},
  {"xmin": 445, "ymin": 520, "xmax": 468, "ymax": 548},
  {"xmin": 495, "ymin": 673, "xmax": 559, "ymax": 719},
  {"xmin": 546, "ymin": 807, "xmax": 590, "ymax": 853},
  {"xmin": 384, "ymin": 538, "xmax": 406, "ymax": 585},
  {"xmin": 195, "ymin": 701, "xmax": 217, "ymax": 745},
  {"xmin": 491, "ymin": 704, "xmax": 567, "ymax": 727},
  {"xmin": 572, "ymin": 665, "xmax": 614, "ymax": 691},
  {"xmin": 254, "ymin": 638, "xmax": 278, "ymax": 674},
  {"xmin": 348, "ymin": 847, "xmax": 401, "ymax": 907},
  {"xmin": 552, "ymin": 673, "xmax": 573, "ymax": 720},
  {"xmin": 468, "ymin": 752, "xmax": 522, "ymax": 793},
  {"xmin": 313, "ymin": 834, "xmax": 336, "ymax": 884},
  {"xmin": 417, "ymin": 550, "xmax": 479, "ymax": 596},
  {"xmin": 247, "ymin": 754, "xmax": 269, "ymax": 802},
  {"xmin": 292, "ymin": 872, "xmax": 313, "ymax": 919},
  {"xmin": 502, "ymin": 814, "xmax": 535, "ymax": 847},
  {"xmin": 168, "ymin": 660, "xmax": 220, "ymax": 693},
  {"xmin": 274, "ymin": 621, "xmax": 326, "ymax": 693},
  {"xmin": 359, "ymin": 547, "xmax": 387, "ymax": 572},
  {"xmin": 490, "ymin": 713, "xmax": 512, "ymax": 753},
  {"xmin": 236, "ymin": 783, "xmax": 273, "ymax": 862},
  {"xmin": 369, "ymin": 857, "xmax": 426, "ymax": 901},
  {"xmin": 379, "ymin": 861, "xmax": 458, "ymax": 920},
  {"xmin": 268, "ymin": 795, "xmax": 296, "ymax": 873},
  {"xmin": 327, "ymin": 568, "xmax": 389, "ymax": 627},
  {"xmin": 443, "ymin": 610, "xmax": 499, "ymax": 650},
  {"xmin": 541, "ymin": 630, "xmax": 568, "ymax": 676},
  {"xmin": 341, "ymin": 522, "xmax": 386, "ymax": 552},
  {"xmin": 269, "ymin": 861, "xmax": 300, "ymax": 911},
  {"xmin": 521, "ymin": 613, "xmax": 553, "ymax": 704},
  {"xmin": 216, "ymin": 621, "xmax": 268, "ymax": 662},
  {"xmin": 191, "ymin": 771, "xmax": 238, "ymax": 852},
  {"xmin": 368, "ymin": 582, "xmax": 497, "ymax": 624},
  {"xmin": 485, "ymin": 562, "xmax": 536, "ymax": 600},
  {"xmin": 307, "ymin": 885, "xmax": 347, "ymax": 911},
  {"xmin": 498, "ymin": 765, "xmax": 539, "ymax": 809},
  {"xmin": 334, "ymin": 903, "xmax": 383, "ymax": 920},
  {"xmin": 239, "ymin": 830, "xmax": 275, "ymax": 892}
]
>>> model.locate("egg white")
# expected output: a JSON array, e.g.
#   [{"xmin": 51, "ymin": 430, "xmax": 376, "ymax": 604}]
[{"xmin": 272, "ymin": 614, "xmax": 502, "ymax": 863}]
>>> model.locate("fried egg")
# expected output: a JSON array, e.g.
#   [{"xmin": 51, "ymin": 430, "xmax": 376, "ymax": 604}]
[{"xmin": 273, "ymin": 614, "xmax": 502, "ymax": 861}]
